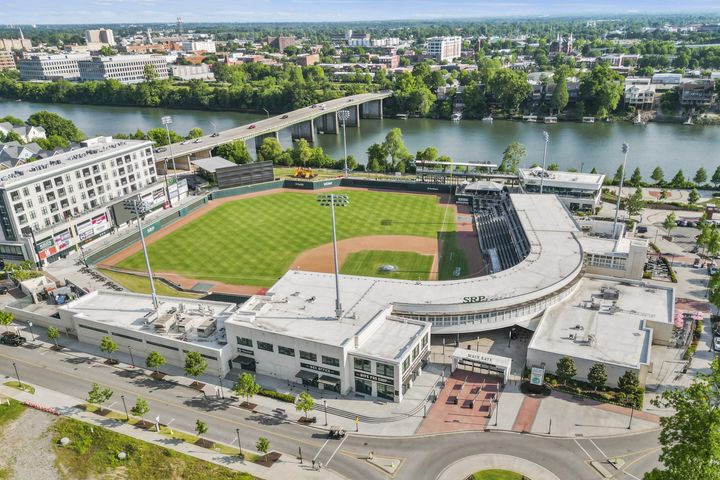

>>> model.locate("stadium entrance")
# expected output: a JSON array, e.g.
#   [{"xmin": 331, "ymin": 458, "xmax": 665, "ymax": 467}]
[{"xmin": 451, "ymin": 348, "xmax": 511, "ymax": 385}]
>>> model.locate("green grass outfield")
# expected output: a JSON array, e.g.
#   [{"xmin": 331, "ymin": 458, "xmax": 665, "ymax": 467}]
[
  {"xmin": 117, "ymin": 189, "xmax": 456, "ymax": 287},
  {"xmin": 340, "ymin": 250, "xmax": 434, "ymax": 281}
]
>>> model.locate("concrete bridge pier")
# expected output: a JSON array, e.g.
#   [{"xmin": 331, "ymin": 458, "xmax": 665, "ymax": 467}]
[
  {"xmin": 315, "ymin": 112, "xmax": 339, "ymax": 134},
  {"xmin": 360, "ymin": 99, "xmax": 383, "ymax": 119},
  {"xmin": 254, "ymin": 131, "xmax": 279, "ymax": 153},
  {"xmin": 291, "ymin": 119, "xmax": 316, "ymax": 143}
]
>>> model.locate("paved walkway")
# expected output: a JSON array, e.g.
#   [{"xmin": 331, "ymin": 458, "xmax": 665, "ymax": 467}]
[
  {"xmin": 436, "ymin": 453, "xmax": 560, "ymax": 480},
  {"xmin": 0, "ymin": 382, "xmax": 339, "ymax": 480},
  {"xmin": 512, "ymin": 396, "xmax": 541, "ymax": 433}
]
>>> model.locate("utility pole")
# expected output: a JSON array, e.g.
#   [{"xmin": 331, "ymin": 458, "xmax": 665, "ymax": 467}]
[
  {"xmin": 540, "ymin": 131, "xmax": 549, "ymax": 194},
  {"xmin": 124, "ymin": 196, "xmax": 159, "ymax": 310},
  {"xmin": 316, "ymin": 194, "xmax": 349, "ymax": 319},
  {"xmin": 613, "ymin": 143, "xmax": 630, "ymax": 237},
  {"xmin": 161, "ymin": 116, "xmax": 180, "ymax": 207}
]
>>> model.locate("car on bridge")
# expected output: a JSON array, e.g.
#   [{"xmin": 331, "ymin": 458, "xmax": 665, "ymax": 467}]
[
  {"xmin": 248, "ymin": 125, "xmax": 256, "ymax": 129},
  {"xmin": 180, "ymin": 140, "xmax": 190, "ymax": 145},
  {"xmin": 193, "ymin": 138, "xmax": 203, "ymax": 143},
  {"xmin": 281, "ymin": 115, "xmax": 288, "ymax": 119}
]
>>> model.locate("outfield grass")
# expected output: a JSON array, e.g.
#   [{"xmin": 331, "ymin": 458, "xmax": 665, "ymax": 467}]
[
  {"xmin": 438, "ymin": 232, "xmax": 469, "ymax": 280},
  {"xmin": 340, "ymin": 250, "xmax": 434, "ymax": 281},
  {"xmin": 99, "ymin": 269, "xmax": 201, "ymax": 299},
  {"xmin": 118, "ymin": 190, "xmax": 455, "ymax": 287},
  {"xmin": 471, "ymin": 470, "xmax": 524, "ymax": 480},
  {"xmin": 52, "ymin": 417, "xmax": 253, "ymax": 480}
]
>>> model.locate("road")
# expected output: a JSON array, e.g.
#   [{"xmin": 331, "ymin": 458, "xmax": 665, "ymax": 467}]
[
  {"xmin": 0, "ymin": 343, "xmax": 661, "ymax": 479},
  {"xmin": 154, "ymin": 92, "xmax": 392, "ymax": 162}
]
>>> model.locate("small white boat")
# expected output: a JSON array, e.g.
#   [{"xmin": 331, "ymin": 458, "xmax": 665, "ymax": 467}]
[
  {"xmin": 683, "ymin": 117, "xmax": 693, "ymax": 125},
  {"xmin": 396, "ymin": 113, "xmax": 409, "ymax": 119},
  {"xmin": 482, "ymin": 116, "xmax": 493, "ymax": 123},
  {"xmin": 633, "ymin": 114, "xmax": 645, "ymax": 125},
  {"xmin": 582, "ymin": 117, "xmax": 595, "ymax": 123},
  {"xmin": 522, "ymin": 115, "xmax": 538, "ymax": 123},
  {"xmin": 544, "ymin": 116, "xmax": 557, "ymax": 124},
  {"xmin": 451, "ymin": 112, "xmax": 462, "ymax": 121}
]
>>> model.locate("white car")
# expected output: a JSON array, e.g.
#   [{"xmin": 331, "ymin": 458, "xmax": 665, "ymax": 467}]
[{"xmin": 714, "ymin": 336, "xmax": 720, "ymax": 352}]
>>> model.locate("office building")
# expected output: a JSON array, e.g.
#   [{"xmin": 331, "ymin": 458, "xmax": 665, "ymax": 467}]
[
  {"xmin": 169, "ymin": 64, "xmax": 215, "ymax": 81},
  {"xmin": 0, "ymin": 137, "xmax": 164, "ymax": 263},
  {"xmin": 296, "ymin": 54, "xmax": 320, "ymax": 67},
  {"xmin": 18, "ymin": 53, "xmax": 91, "ymax": 81},
  {"xmin": 85, "ymin": 29, "xmax": 115, "ymax": 46},
  {"xmin": 518, "ymin": 167, "xmax": 605, "ymax": 212},
  {"xmin": 78, "ymin": 55, "xmax": 169, "ymax": 84},
  {"xmin": 266, "ymin": 36, "xmax": 296, "ymax": 53},
  {"xmin": 0, "ymin": 51, "xmax": 15, "ymax": 70},
  {"xmin": 180, "ymin": 40, "xmax": 216, "ymax": 53},
  {"xmin": 426, "ymin": 36, "xmax": 462, "ymax": 62},
  {"xmin": 0, "ymin": 38, "xmax": 32, "ymax": 51}
]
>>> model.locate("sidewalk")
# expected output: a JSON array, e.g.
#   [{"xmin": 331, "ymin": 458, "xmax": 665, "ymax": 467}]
[{"xmin": 0, "ymin": 382, "xmax": 339, "ymax": 480}]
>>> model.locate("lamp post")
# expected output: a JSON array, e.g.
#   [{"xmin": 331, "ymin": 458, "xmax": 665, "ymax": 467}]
[
  {"xmin": 12, "ymin": 362, "xmax": 22, "ymax": 390},
  {"xmin": 613, "ymin": 143, "xmax": 630, "ymax": 236},
  {"xmin": 493, "ymin": 397, "xmax": 499, "ymax": 427},
  {"xmin": 128, "ymin": 345, "xmax": 135, "ymax": 367},
  {"xmin": 316, "ymin": 194, "xmax": 349, "ymax": 319},
  {"xmin": 121, "ymin": 394, "xmax": 129, "ymax": 421},
  {"xmin": 337, "ymin": 110, "xmax": 351, "ymax": 177},
  {"xmin": 209, "ymin": 121, "xmax": 218, "ymax": 137},
  {"xmin": 124, "ymin": 196, "xmax": 159, "ymax": 310},
  {"xmin": 27, "ymin": 321, "xmax": 35, "ymax": 342},
  {"xmin": 262, "ymin": 108, "xmax": 270, "ymax": 119},
  {"xmin": 627, "ymin": 402, "xmax": 635, "ymax": 430},
  {"xmin": 324, "ymin": 399, "xmax": 328, "ymax": 426},
  {"xmin": 540, "ymin": 131, "xmax": 549, "ymax": 194},
  {"xmin": 236, "ymin": 428, "xmax": 242, "ymax": 456},
  {"xmin": 161, "ymin": 115, "xmax": 180, "ymax": 207},
  {"xmin": 21, "ymin": 226, "xmax": 41, "ymax": 269}
]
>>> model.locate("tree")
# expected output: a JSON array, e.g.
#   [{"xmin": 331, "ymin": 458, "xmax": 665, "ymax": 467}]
[
  {"xmin": 27, "ymin": 111, "xmax": 83, "ymax": 143},
  {"xmin": 694, "ymin": 167, "xmax": 708, "ymax": 185},
  {"xmin": 0, "ymin": 311, "xmax": 13, "ymax": 332},
  {"xmin": 489, "ymin": 69, "xmax": 532, "ymax": 112},
  {"xmin": 257, "ymin": 137, "xmax": 288, "ymax": 165},
  {"xmin": 145, "ymin": 351, "xmax": 166, "ymax": 374},
  {"xmin": 213, "ymin": 140, "xmax": 252, "ymax": 164},
  {"xmin": 712, "ymin": 166, "xmax": 720, "ymax": 186},
  {"xmin": 233, "ymin": 372, "xmax": 262, "ymax": 405},
  {"xmin": 587, "ymin": 364, "xmax": 608, "ymax": 392},
  {"xmin": 99, "ymin": 335, "xmax": 118, "ymax": 363},
  {"xmin": 500, "ymin": 142, "xmax": 526, "ymax": 174},
  {"xmin": 87, "ymin": 382, "xmax": 113, "ymax": 406},
  {"xmin": 547, "ymin": 163, "xmax": 560, "ymax": 171},
  {"xmin": 130, "ymin": 397, "xmax": 150, "ymax": 421},
  {"xmin": 625, "ymin": 187, "xmax": 645, "ymax": 220},
  {"xmin": 618, "ymin": 370, "xmax": 640, "ymax": 398},
  {"xmin": 651, "ymin": 166, "xmax": 665, "ymax": 185},
  {"xmin": 688, "ymin": 187, "xmax": 700, "ymax": 205},
  {"xmin": 645, "ymin": 358, "xmax": 720, "ymax": 480},
  {"xmin": 663, "ymin": 213, "xmax": 676, "ymax": 236},
  {"xmin": 143, "ymin": 64, "xmax": 158, "ymax": 83},
  {"xmin": 295, "ymin": 391, "xmax": 315, "ymax": 420},
  {"xmin": 195, "ymin": 419, "xmax": 208, "ymax": 437},
  {"xmin": 670, "ymin": 170, "xmax": 686, "ymax": 188},
  {"xmin": 709, "ymin": 226, "xmax": 720, "ymax": 258},
  {"xmin": 187, "ymin": 128, "xmax": 203, "ymax": 139},
  {"xmin": 630, "ymin": 167, "xmax": 643, "ymax": 187},
  {"xmin": 579, "ymin": 63, "xmax": 624, "ymax": 117},
  {"xmin": 555, "ymin": 356, "xmax": 577, "ymax": 386},
  {"xmin": 184, "ymin": 351, "xmax": 208, "ymax": 382},
  {"xmin": 550, "ymin": 72, "xmax": 569, "ymax": 114},
  {"xmin": 256, "ymin": 437, "xmax": 270, "ymax": 463},
  {"xmin": 613, "ymin": 164, "xmax": 625, "ymax": 185},
  {"xmin": 98, "ymin": 45, "xmax": 117, "ymax": 56},
  {"xmin": 47, "ymin": 326, "xmax": 60, "ymax": 347}
]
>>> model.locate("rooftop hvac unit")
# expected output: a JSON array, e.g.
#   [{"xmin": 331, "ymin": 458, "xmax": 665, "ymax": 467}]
[{"xmin": 601, "ymin": 287, "xmax": 620, "ymax": 300}]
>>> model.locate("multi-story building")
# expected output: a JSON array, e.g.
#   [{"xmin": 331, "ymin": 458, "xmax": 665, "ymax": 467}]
[
  {"xmin": 296, "ymin": 54, "xmax": 320, "ymax": 67},
  {"xmin": 624, "ymin": 85, "xmax": 656, "ymax": 110},
  {"xmin": 0, "ymin": 137, "xmax": 164, "ymax": 264},
  {"xmin": 0, "ymin": 122, "xmax": 46, "ymax": 143},
  {"xmin": 266, "ymin": 36, "xmax": 296, "ymax": 53},
  {"xmin": 85, "ymin": 29, "xmax": 115, "ymax": 46},
  {"xmin": 376, "ymin": 55, "xmax": 399, "ymax": 69},
  {"xmin": 680, "ymin": 79, "xmax": 716, "ymax": 107},
  {"xmin": 180, "ymin": 40, "xmax": 216, "ymax": 53},
  {"xmin": 0, "ymin": 51, "xmax": 15, "ymax": 70},
  {"xmin": 169, "ymin": 64, "xmax": 215, "ymax": 81},
  {"xmin": 426, "ymin": 36, "xmax": 462, "ymax": 62},
  {"xmin": 348, "ymin": 33, "xmax": 372, "ymax": 48},
  {"xmin": 18, "ymin": 53, "xmax": 91, "ymax": 81},
  {"xmin": 0, "ymin": 38, "xmax": 32, "ymax": 51},
  {"xmin": 518, "ymin": 167, "xmax": 605, "ymax": 212},
  {"xmin": 78, "ymin": 55, "xmax": 169, "ymax": 84}
]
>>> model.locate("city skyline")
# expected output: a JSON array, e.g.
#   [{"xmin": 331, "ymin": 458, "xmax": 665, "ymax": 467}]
[{"xmin": 4, "ymin": 0, "xmax": 720, "ymax": 25}]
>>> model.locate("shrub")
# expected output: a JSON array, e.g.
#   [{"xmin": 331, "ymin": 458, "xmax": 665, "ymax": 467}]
[{"xmin": 257, "ymin": 389, "xmax": 296, "ymax": 403}]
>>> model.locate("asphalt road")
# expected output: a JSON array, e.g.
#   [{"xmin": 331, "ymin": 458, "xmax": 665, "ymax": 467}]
[
  {"xmin": 155, "ymin": 91, "xmax": 392, "ymax": 162},
  {"xmin": 0, "ymin": 343, "xmax": 661, "ymax": 479}
]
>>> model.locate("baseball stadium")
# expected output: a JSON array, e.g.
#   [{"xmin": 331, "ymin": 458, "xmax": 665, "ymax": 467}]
[{"xmin": 95, "ymin": 179, "xmax": 584, "ymax": 335}]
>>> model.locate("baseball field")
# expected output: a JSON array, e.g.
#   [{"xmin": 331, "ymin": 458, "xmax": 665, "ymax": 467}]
[{"xmin": 106, "ymin": 188, "xmax": 476, "ymax": 291}]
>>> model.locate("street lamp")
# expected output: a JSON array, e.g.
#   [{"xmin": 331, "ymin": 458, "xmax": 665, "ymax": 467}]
[
  {"xmin": 324, "ymin": 399, "xmax": 328, "ymax": 426},
  {"xmin": 121, "ymin": 394, "xmax": 129, "ymax": 421},
  {"xmin": 27, "ymin": 322, "xmax": 35, "ymax": 342},
  {"xmin": 337, "ymin": 110, "xmax": 351, "ymax": 177},
  {"xmin": 540, "ymin": 131, "xmax": 549, "ymax": 194},
  {"xmin": 128, "ymin": 345, "xmax": 135, "ymax": 367},
  {"xmin": 124, "ymin": 196, "xmax": 159, "ymax": 311},
  {"xmin": 262, "ymin": 108, "xmax": 270, "ymax": 119},
  {"xmin": 316, "ymin": 194, "xmax": 349, "ymax": 319},
  {"xmin": 236, "ymin": 428, "xmax": 242, "ymax": 456},
  {"xmin": 161, "ymin": 115, "xmax": 180, "ymax": 207},
  {"xmin": 613, "ymin": 143, "xmax": 630, "ymax": 237},
  {"xmin": 209, "ymin": 121, "xmax": 218, "ymax": 137},
  {"xmin": 12, "ymin": 362, "xmax": 22, "ymax": 390}
]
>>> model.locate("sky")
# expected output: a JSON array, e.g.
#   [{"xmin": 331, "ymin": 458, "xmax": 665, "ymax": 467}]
[{"xmin": 4, "ymin": 0, "xmax": 720, "ymax": 25}]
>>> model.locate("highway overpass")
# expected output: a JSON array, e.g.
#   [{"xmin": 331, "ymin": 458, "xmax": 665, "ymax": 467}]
[{"xmin": 155, "ymin": 91, "xmax": 392, "ymax": 172}]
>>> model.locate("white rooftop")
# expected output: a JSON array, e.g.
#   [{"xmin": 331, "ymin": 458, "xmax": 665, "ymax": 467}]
[
  {"xmin": 264, "ymin": 194, "xmax": 583, "ymax": 318},
  {"xmin": 60, "ymin": 290, "xmax": 236, "ymax": 350},
  {"xmin": 519, "ymin": 168, "xmax": 605, "ymax": 190},
  {"xmin": 354, "ymin": 315, "xmax": 428, "ymax": 361},
  {"xmin": 528, "ymin": 276, "xmax": 674, "ymax": 369},
  {"xmin": 191, "ymin": 156, "xmax": 237, "ymax": 173}
]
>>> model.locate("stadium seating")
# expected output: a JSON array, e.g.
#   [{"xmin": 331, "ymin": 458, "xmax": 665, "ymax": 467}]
[{"xmin": 471, "ymin": 195, "xmax": 529, "ymax": 273}]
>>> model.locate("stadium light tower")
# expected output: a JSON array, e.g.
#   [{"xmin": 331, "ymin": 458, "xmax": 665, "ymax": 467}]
[
  {"xmin": 316, "ymin": 194, "xmax": 349, "ymax": 320},
  {"xmin": 337, "ymin": 110, "xmax": 351, "ymax": 177},
  {"xmin": 161, "ymin": 115, "xmax": 180, "ymax": 207},
  {"xmin": 613, "ymin": 143, "xmax": 630, "ymax": 237},
  {"xmin": 124, "ymin": 196, "xmax": 159, "ymax": 311},
  {"xmin": 540, "ymin": 131, "xmax": 549, "ymax": 194}
]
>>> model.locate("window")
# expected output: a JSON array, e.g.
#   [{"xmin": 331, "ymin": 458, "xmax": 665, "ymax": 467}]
[
  {"xmin": 402, "ymin": 356, "xmax": 410, "ymax": 372},
  {"xmin": 278, "ymin": 346, "xmax": 295, "ymax": 357},
  {"xmin": 236, "ymin": 337, "xmax": 252, "ymax": 347},
  {"xmin": 355, "ymin": 378, "xmax": 372, "ymax": 395},
  {"xmin": 354, "ymin": 358, "xmax": 371, "ymax": 372},
  {"xmin": 376, "ymin": 362, "xmax": 394, "ymax": 378},
  {"xmin": 377, "ymin": 383, "xmax": 394, "ymax": 401},
  {"xmin": 421, "ymin": 334, "xmax": 428, "ymax": 348},
  {"xmin": 300, "ymin": 351, "xmax": 316, "ymax": 362},
  {"xmin": 322, "ymin": 355, "xmax": 340, "ymax": 367},
  {"xmin": 9, "ymin": 191, "xmax": 19, "ymax": 201},
  {"xmin": 412, "ymin": 345, "xmax": 420, "ymax": 361},
  {"xmin": 257, "ymin": 341, "xmax": 273, "ymax": 352}
]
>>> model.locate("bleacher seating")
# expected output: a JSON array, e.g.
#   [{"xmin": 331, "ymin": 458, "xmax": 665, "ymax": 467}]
[{"xmin": 471, "ymin": 195, "xmax": 529, "ymax": 273}]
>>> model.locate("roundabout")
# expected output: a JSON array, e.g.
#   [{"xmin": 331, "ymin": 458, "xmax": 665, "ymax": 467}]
[{"xmin": 436, "ymin": 454, "xmax": 561, "ymax": 480}]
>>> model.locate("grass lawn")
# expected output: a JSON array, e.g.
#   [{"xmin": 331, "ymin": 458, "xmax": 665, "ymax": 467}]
[
  {"xmin": 340, "ymin": 250, "xmax": 434, "ymax": 281},
  {"xmin": 438, "ymin": 232, "xmax": 469, "ymax": 280},
  {"xmin": 99, "ymin": 269, "xmax": 201, "ymax": 299},
  {"xmin": 0, "ymin": 399, "xmax": 25, "ymax": 428},
  {"xmin": 53, "ymin": 417, "xmax": 253, "ymax": 480},
  {"xmin": 2, "ymin": 381, "xmax": 35, "ymax": 394},
  {"xmin": 118, "ymin": 190, "xmax": 455, "ymax": 287},
  {"xmin": 471, "ymin": 470, "xmax": 524, "ymax": 480}
]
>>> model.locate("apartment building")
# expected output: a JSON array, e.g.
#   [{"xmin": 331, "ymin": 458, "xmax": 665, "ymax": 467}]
[
  {"xmin": 0, "ymin": 38, "xmax": 32, "ymax": 51},
  {"xmin": 180, "ymin": 40, "xmax": 216, "ymax": 53},
  {"xmin": 0, "ymin": 137, "xmax": 164, "ymax": 263},
  {"xmin": 85, "ymin": 29, "xmax": 115, "ymax": 46},
  {"xmin": 426, "ymin": 36, "xmax": 462, "ymax": 62},
  {"xmin": 78, "ymin": 55, "xmax": 169, "ymax": 84},
  {"xmin": 266, "ymin": 36, "xmax": 296, "ymax": 53},
  {"xmin": 0, "ymin": 51, "xmax": 15, "ymax": 70},
  {"xmin": 18, "ymin": 53, "xmax": 91, "ymax": 81},
  {"xmin": 624, "ymin": 84, "xmax": 656, "ymax": 110},
  {"xmin": 169, "ymin": 64, "xmax": 215, "ymax": 81},
  {"xmin": 680, "ymin": 79, "xmax": 716, "ymax": 107}
]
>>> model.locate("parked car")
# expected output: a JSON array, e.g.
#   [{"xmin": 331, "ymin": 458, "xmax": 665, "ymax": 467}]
[
  {"xmin": 710, "ymin": 266, "xmax": 718, "ymax": 275},
  {"xmin": 0, "ymin": 332, "xmax": 25, "ymax": 346},
  {"xmin": 677, "ymin": 219, "xmax": 687, "ymax": 227},
  {"xmin": 636, "ymin": 226, "xmax": 648, "ymax": 234},
  {"xmin": 686, "ymin": 221, "xmax": 696, "ymax": 228},
  {"xmin": 714, "ymin": 336, "xmax": 720, "ymax": 352},
  {"xmin": 694, "ymin": 258, "xmax": 701, "ymax": 268},
  {"xmin": 328, "ymin": 426, "xmax": 345, "ymax": 438}
]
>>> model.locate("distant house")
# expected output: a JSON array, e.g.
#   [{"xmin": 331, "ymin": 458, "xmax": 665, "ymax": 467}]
[
  {"xmin": 0, "ymin": 122, "xmax": 46, "ymax": 143},
  {"xmin": 0, "ymin": 141, "xmax": 43, "ymax": 168},
  {"xmin": 680, "ymin": 79, "xmax": 716, "ymax": 107}
]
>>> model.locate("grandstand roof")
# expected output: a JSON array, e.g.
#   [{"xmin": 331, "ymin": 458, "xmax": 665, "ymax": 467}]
[
  {"xmin": 518, "ymin": 168, "xmax": 604, "ymax": 191},
  {"xmin": 267, "ymin": 194, "xmax": 583, "ymax": 324}
]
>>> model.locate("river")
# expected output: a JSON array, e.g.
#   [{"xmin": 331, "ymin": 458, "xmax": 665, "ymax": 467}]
[{"xmin": 2, "ymin": 100, "xmax": 719, "ymax": 177}]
